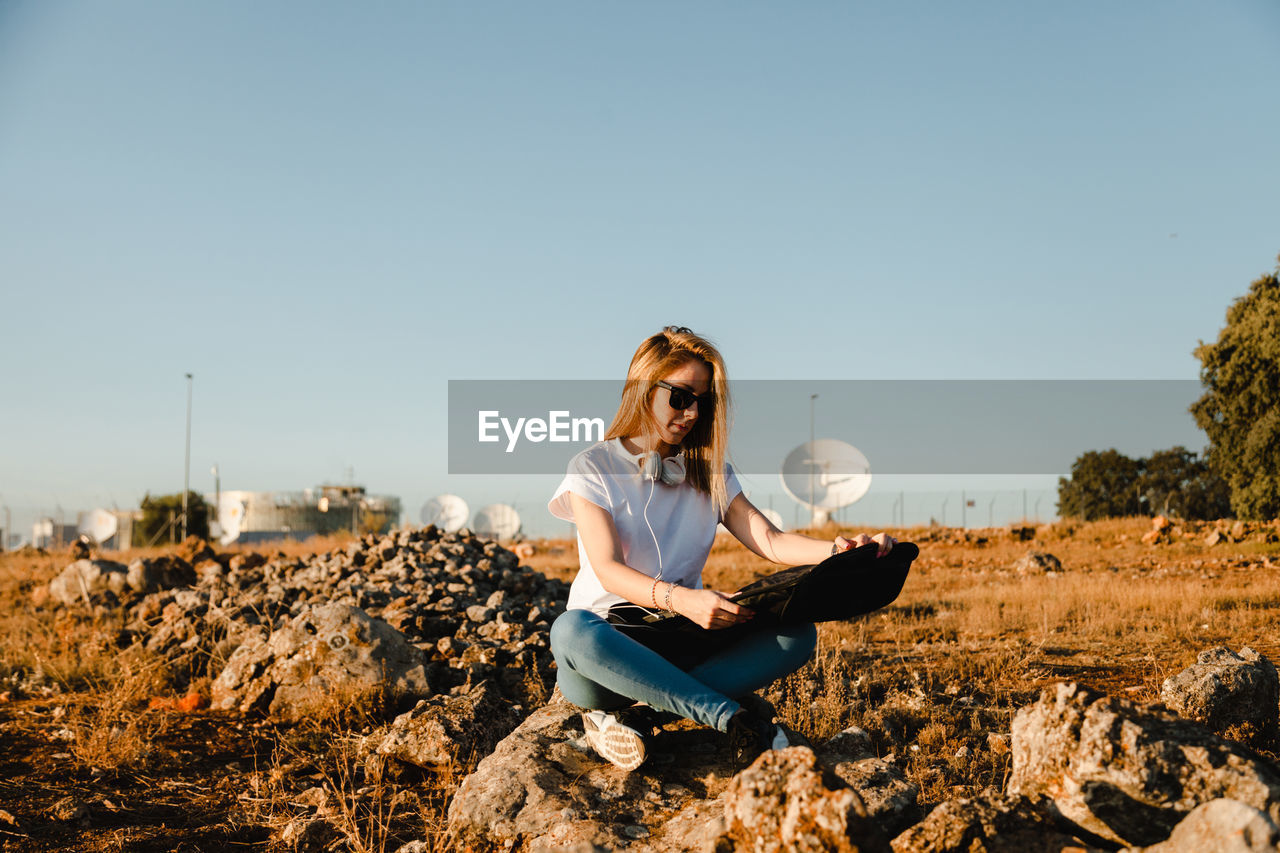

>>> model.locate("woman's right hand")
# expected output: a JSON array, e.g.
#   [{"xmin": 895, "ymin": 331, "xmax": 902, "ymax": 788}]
[{"xmin": 672, "ymin": 586, "xmax": 754, "ymax": 630}]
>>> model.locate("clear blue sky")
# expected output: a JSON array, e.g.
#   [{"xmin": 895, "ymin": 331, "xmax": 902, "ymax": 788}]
[{"xmin": 3, "ymin": 2, "xmax": 1278, "ymax": 539}]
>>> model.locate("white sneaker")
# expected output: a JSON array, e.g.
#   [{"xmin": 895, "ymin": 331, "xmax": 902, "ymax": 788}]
[{"xmin": 582, "ymin": 710, "xmax": 647, "ymax": 771}]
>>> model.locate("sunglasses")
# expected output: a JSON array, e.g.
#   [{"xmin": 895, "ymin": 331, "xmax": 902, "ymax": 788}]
[{"xmin": 656, "ymin": 380, "xmax": 713, "ymax": 411}]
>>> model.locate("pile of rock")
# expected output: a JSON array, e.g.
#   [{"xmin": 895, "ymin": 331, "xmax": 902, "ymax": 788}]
[
  {"xmin": 1142, "ymin": 517, "xmax": 1280, "ymax": 548},
  {"xmin": 42, "ymin": 527, "xmax": 569, "ymax": 748},
  {"xmin": 443, "ymin": 646, "xmax": 1280, "ymax": 851},
  {"xmin": 445, "ymin": 697, "xmax": 908, "ymax": 852},
  {"xmin": 1204, "ymin": 520, "xmax": 1280, "ymax": 547}
]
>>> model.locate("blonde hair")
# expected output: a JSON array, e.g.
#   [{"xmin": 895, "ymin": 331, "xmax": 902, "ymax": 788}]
[{"xmin": 604, "ymin": 326, "xmax": 733, "ymax": 514}]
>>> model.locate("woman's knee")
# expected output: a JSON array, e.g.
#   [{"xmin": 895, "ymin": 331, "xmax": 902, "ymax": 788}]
[
  {"xmin": 550, "ymin": 608, "xmax": 610, "ymax": 669},
  {"xmin": 779, "ymin": 622, "xmax": 818, "ymax": 666}
]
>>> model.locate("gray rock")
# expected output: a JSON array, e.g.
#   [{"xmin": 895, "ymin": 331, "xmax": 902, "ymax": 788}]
[
  {"xmin": 450, "ymin": 696, "xmax": 869, "ymax": 852},
  {"xmin": 48, "ymin": 796, "xmax": 89, "ymax": 822},
  {"xmin": 210, "ymin": 602, "xmax": 429, "ymax": 720},
  {"xmin": 1136, "ymin": 799, "xmax": 1280, "ymax": 853},
  {"xmin": 1160, "ymin": 647, "xmax": 1279, "ymax": 736},
  {"xmin": 392, "ymin": 842, "xmax": 432, "ymax": 853},
  {"xmin": 530, "ymin": 841, "xmax": 608, "ymax": 853},
  {"xmin": 277, "ymin": 816, "xmax": 334, "ymax": 852},
  {"xmin": 127, "ymin": 559, "xmax": 162, "ymax": 593},
  {"xmin": 446, "ymin": 699, "xmax": 634, "ymax": 851},
  {"xmin": 465, "ymin": 604, "xmax": 495, "ymax": 623},
  {"xmin": 818, "ymin": 726, "xmax": 920, "ymax": 836},
  {"xmin": 1009, "ymin": 682, "xmax": 1280, "ymax": 847},
  {"xmin": 653, "ymin": 797, "xmax": 729, "ymax": 853},
  {"xmin": 1015, "ymin": 551, "xmax": 1062, "ymax": 575},
  {"xmin": 125, "ymin": 556, "xmax": 197, "ymax": 594},
  {"xmin": 822, "ymin": 725, "xmax": 876, "ymax": 760},
  {"xmin": 827, "ymin": 755, "xmax": 921, "ymax": 838},
  {"xmin": 48, "ymin": 559, "xmax": 128, "ymax": 605},
  {"xmin": 718, "ymin": 746, "xmax": 891, "ymax": 853},
  {"xmin": 365, "ymin": 680, "xmax": 519, "ymax": 771},
  {"xmin": 890, "ymin": 792, "xmax": 1103, "ymax": 853}
]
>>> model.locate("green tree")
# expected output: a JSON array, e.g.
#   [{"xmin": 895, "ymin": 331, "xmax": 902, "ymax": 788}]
[
  {"xmin": 135, "ymin": 491, "xmax": 210, "ymax": 546},
  {"xmin": 1137, "ymin": 446, "xmax": 1231, "ymax": 520},
  {"xmin": 1057, "ymin": 449, "xmax": 1143, "ymax": 520},
  {"xmin": 1191, "ymin": 256, "xmax": 1280, "ymax": 519}
]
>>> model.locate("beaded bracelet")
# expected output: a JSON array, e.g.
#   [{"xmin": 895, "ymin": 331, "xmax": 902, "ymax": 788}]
[{"xmin": 650, "ymin": 578, "xmax": 661, "ymax": 609}]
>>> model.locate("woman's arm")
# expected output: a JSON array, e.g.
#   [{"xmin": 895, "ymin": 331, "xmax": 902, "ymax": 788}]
[
  {"xmin": 569, "ymin": 492, "xmax": 754, "ymax": 630},
  {"xmin": 722, "ymin": 492, "xmax": 896, "ymax": 565}
]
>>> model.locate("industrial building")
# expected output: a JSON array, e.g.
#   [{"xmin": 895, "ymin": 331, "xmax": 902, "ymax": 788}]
[
  {"xmin": 209, "ymin": 484, "xmax": 401, "ymax": 545},
  {"xmin": 31, "ymin": 519, "xmax": 79, "ymax": 550}
]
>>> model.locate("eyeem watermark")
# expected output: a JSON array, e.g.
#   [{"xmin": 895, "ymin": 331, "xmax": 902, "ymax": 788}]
[
  {"xmin": 478, "ymin": 410, "xmax": 605, "ymax": 452},
  {"xmin": 449, "ymin": 379, "xmax": 1207, "ymax": 475}
]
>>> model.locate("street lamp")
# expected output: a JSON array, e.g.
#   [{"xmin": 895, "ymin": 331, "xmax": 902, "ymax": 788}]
[
  {"xmin": 211, "ymin": 464, "xmax": 220, "ymax": 528},
  {"xmin": 183, "ymin": 373, "xmax": 193, "ymax": 540},
  {"xmin": 809, "ymin": 393, "xmax": 817, "ymax": 527}
]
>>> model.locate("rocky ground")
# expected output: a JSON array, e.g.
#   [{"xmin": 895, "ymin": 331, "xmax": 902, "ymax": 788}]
[{"xmin": 2, "ymin": 516, "xmax": 1280, "ymax": 851}]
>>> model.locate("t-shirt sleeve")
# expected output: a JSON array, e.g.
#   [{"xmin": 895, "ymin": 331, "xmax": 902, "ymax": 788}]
[
  {"xmin": 719, "ymin": 463, "xmax": 744, "ymax": 522},
  {"xmin": 548, "ymin": 452, "xmax": 612, "ymax": 523}
]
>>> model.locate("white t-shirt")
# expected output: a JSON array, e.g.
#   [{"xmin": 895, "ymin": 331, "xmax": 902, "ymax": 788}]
[{"xmin": 548, "ymin": 438, "xmax": 743, "ymax": 616}]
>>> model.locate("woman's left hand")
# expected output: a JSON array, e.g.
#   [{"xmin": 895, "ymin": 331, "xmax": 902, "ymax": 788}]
[{"xmin": 834, "ymin": 532, "xmax": 896, "ymax": 557}]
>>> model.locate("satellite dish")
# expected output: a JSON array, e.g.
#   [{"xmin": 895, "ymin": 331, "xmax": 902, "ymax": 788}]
[
  {"xmin": 760, "ymin": 507, "xmax": 787, "ymax": 532},
  {"xmin": 77, "ymin": 509, "xmax": 118, "ymax": 544},
  {"xmin": 420, "ymin": 494, "xmax": 470, "ymax": 533},
  {"xmin": 218, "ymin": 495, "xmax": 246, "ymax": 545},
  {"xmin": 472, "ymin": 504, "xmax": 521, "ymax": 540},
  {"xmin": 780, "ymin": 439, "xmax": 872, "ymax": 526}
]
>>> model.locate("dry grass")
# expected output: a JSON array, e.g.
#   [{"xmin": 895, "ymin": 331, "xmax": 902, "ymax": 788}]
[
  {"xmin": 0, "ymin": 562, "xmax": 135, "ymax": 694},
  {"xmin": 5, "ymin": 517, "xmax": 1280, "ymax": 844},
  {"xmin": 236, "ymin": 710, "xmax": 470, "ymax": 853},
  {"xmin": 63, "ymin": 650, "xmax": 173, "ymax": 773}
]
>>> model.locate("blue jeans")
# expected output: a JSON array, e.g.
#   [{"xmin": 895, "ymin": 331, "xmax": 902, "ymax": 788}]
[{"xmin": 550, "ymin": 608, "xmax": 817, "ymax": 733}]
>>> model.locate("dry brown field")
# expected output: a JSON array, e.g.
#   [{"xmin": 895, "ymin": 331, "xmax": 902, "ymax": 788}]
[{"xmin": 2, "ymin": 517, "xmax": 1279, "ymax": 851}]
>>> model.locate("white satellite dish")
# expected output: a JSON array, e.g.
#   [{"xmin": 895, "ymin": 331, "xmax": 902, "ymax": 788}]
[
  {"xmin": 472, "ymin": 504, "xmax": 521, "ymax": 540},
  {"xmin": 420, "ymin": 494, "xmax": 470, "ymax": 533},
  {"xmin": 77, "ymin": 509, "xmax": 118, "ymax": 544},
  {"xmin": 760, "ymin": 507, "xmax": 787, "ymax": 532},
  {"xmin": 780, "ymin": 439, "xmax": 872, "ymax": 526},
  {"xmin": 218, "ymin": 496, "xmax": 246, "ymax": 545}
]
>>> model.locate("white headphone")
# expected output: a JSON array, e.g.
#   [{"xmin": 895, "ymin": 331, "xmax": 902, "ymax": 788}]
[
  {"xmin": 637, "ymin": 449, "xmax": 687, "ymax": 486},
  {"xmin": 615, "ymin": 439, "xmax": 687, "ymax": 593}
]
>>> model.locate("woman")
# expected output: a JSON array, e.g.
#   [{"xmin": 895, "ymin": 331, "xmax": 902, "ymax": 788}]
[{"xmin": 548, "ymin": 326, "xmax": 895, "ymax": 771}]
